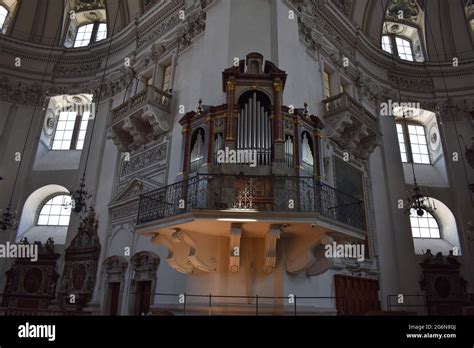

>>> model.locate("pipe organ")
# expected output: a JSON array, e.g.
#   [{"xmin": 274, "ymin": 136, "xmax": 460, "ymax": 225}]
[
  {"xmin": 285, "ymin": 135, "xmax": 294, "ymax": 168},
  {"xmin": 236, "ymin": 92, "xmax": 272, "ymax": 166},
  {"xmin": 213, "ymin": 133, "xmax": 223, "ymax": 164},
  {"xmin": 178, "ymin": 53, "xmax": 325, "ymax": 178},
  {"xmin": 190, "ymin": 128, "xmax": 205, "ymax": 173},
  {"xmin": 302, "ymin": 132, "xmax": 314, "ymax": 175}
]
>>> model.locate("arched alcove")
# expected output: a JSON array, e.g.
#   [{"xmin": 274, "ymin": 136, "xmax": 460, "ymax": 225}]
[
  {"xmin": 411, "ymin": 198, "xmax": 462, "ymax": 255},
  {"xmin": 16, "ymin": 184, "xmax": 70, "ymax": 244}
]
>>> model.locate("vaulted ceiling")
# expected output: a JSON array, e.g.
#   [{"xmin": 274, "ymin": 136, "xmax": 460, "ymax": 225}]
[
  {"xmin": 5, "ymin": 0, "xmax": 149, "ymax": 46},
  {"xmin": 347, "ymin": 0, "xmax": 473, "ymax": 61},
  {"xmin": 3, "ymin": 0, "xmax": 474, "ymax": 62}
]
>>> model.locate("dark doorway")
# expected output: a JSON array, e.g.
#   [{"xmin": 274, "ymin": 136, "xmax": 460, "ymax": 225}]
[
  {"xmin": 133, "ymin": 281, "xmax": 152, "ymax": 316},
  {"xmin": 106, "ymin": 282, "xmax": 121, "ymax": 315}
]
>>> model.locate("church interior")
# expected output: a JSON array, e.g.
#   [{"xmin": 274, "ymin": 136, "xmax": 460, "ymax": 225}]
[{"xmin": 0, "ymin": 0, "xmax": 473, "ymax": 317}]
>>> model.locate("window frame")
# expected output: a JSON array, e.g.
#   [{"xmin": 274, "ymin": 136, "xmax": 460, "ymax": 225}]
[
  {"xmin": 381, "ymin": 34, "xmax": 415, "ymax": 62},
  {"xmin": 50, "ymin": 110, "xmax": 89, "ymax": 151},
  {"xmin": 396, "ymin": 121, "xmax": 431, "ymax": 165},
  {"xmin": 0, "ymin": 4, "xmax": 8, "ymax": 31},
  {"xmin": 409, "ymin": 208, "xmax": 441, "ymax": 239},
  {"xmin": 36, "ymin": 194, "xmax": 72, "ymax": 227},
  {"xmin": 73, "ymin": 21, "xmax": 107, "ymax": 48}
]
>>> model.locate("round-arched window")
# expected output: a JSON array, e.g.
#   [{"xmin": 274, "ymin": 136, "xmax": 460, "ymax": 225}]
[
  {"xmin": 409, "ymin": 208, "xmax": 440, "ymax": 239},
  {"xmin": 37, "ymin": 195, "xmax": 72, "ymax": 226}
]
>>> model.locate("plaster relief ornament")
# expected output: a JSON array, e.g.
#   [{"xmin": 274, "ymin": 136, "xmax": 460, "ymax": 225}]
[
  {"xmin": 43, "ymin": 110, "xmax": 56, "ymax": 136},
  {"xmin": 386, "ymin": 0, "xmax": 420, "ymax": 20}
]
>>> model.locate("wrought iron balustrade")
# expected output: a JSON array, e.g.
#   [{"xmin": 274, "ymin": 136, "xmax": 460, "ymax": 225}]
[{"xmin": 137, "ymin": 174, "xmax": 366, "ymax": 230}]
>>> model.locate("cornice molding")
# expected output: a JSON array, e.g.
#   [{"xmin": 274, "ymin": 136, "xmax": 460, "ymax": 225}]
[
  {"xmin": 286, "ymin": 0, "xmax": 474, "ymax": 114},
  {"xmin": 0, "ymin": 0, "xmax": 215, "ymax": 105}
]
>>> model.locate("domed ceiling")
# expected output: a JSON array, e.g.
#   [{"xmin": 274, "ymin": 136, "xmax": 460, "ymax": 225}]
[
  {"xmin": 333, "ymin": 0, "xmax": 474, "ymax": 61},
  {"xmin": 5, "ymin": 0, "xmax": 152, "ymax": 46}
]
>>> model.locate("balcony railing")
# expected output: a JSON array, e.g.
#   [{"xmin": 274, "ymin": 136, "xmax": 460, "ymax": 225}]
[
  {"xmin": 110, "ymin": 85, "xmax": 172, "ymax": 126},
  {"xmin": 323, "ymin": 92, "xmax": 377, "ymax": 129},
  {"xmin": 137, "ymin": 174, "xmax": 366, "ymax": 230},
  {"xmin": 322, "ymin": 92, "xmax": 380, "ymax": 160}
]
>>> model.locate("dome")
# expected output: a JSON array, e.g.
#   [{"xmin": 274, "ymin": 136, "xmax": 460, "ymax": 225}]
[
  {"xmin": 2, "ymin": 0, "xmax": 149, "ymax": 45},
  {"xmin": 339, "ymin": 0, "xmax": 474, "ymax": 61}
]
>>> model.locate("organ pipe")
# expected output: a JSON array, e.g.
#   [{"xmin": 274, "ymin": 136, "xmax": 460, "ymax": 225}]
[{"xmin": 236, "ymin": 92, "xmax": 272, "ymax": 165}]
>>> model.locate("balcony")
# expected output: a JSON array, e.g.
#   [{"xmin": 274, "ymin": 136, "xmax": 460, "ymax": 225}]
[
  {"xmin": 323, "ymin": 93, "xmax": 381, "ymax": 159},
  {"xmin": 107, "ymin": 86, "xmax": 172, "ymax": 152},
  {"xmin": 137, "ymin": 174, "xmax": 366, "ymax": 231}
]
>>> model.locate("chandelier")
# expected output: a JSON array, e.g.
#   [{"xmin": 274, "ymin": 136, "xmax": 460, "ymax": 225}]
[
  {"xmin": 68, "ymin": 176, "xmax": 92, "ymax": 213},
  {"xmin": 0, "ymin": 205, "xmax": 17, "ymax": 231},
  {"xmin": 405, "ymin": 183, "xmax": 437, "ymax": 217}
]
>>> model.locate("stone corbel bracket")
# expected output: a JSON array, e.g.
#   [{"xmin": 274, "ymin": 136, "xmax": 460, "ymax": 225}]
[
  {"xmin": 106, "ymin": 126, "xmax": 132, "ymax": 152},
  {"xmin": 151, "ymin": 233, "xmax": 194, "ymax": 274},
  {"xmin": 229, "ymin": 223, "xmax": 241, "ymax": 273},
  {"xmin": 172, "ymin": 229, "xmax": 216, "ymax": 272},
  {"xmin": 264, "ymin": 224, "xmax": 282, "ymax": 274},
  {"xmin": 325, "ymin": 112, "xmax": 353, "ymax": 140},
  {"xmin": 122, "ymin": 118, "xmax": 147, "ymax": 148},
  {"xmin": 142, "ymin": 104, "xmax": 170, "ymax": 137},
  {"xmin": 305, "ymin": 234, "xmax": 335, "ymax": 276},
  {"xmin": 286, "ymin": 231, "xmax": 334, "ymax": 274}
]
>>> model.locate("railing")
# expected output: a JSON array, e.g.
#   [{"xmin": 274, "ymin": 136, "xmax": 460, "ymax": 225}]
[
  {"xmin": 110, "ymin": 85, "xmax": 172, "ymax": 125},
  {"xmin": 386, "ymin": 294, "xmax": 427, "ymax": 315},
  {"xmin": 323, "ymin": 92, "xmax": 377, "ymax": 128},
  {"xmin": 137, "ymin": 174, "xmax": 366, "ymax": 230},
  {"xmin": 133, "ymin": 292, "xmax": 345, "ymax": 316},
  {"xmin": 0, "ymin": 307, "xmax": 90, "ymax": 316}
]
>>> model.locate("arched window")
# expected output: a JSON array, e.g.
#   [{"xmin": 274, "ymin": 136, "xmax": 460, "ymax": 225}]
[
  {"xmin": 409, "ymin": 208, "xmax": 440, "ymax": 239},
  {"xmin": 0, "ymin": 0, "xmax": 19, "ymax": 34},
  {"xmin": 37, "ymin": 195, "xmax": 72, "ymax": 226},
  {"xmin": 396, "ymin": 122, "xmax": 430, "ymax": 164},
  {"xmin": 0, "ymin": 5, "xmax": 8, "ymax": 30},
  {"xmin": 381, "ymin": 0, "xmax": 426, "ymax": 62}
]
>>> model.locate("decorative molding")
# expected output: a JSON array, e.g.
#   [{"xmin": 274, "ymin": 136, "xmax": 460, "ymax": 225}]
[
  {"xmin": 172, "ymin": 229, "xmax": 216, "ymax": 272},
  {"xmin": 130, "ymin": 251, "xmax": 160, "ymax": 281},
  {"xmin": 263, "ymin": 224, "xmax": 282, "ymax": 274},
  {"xmin": 119, "ymin": 143, "xmax": 168, "ymax": 178},
  {"xmin": 151, "ymin": 233, "xmax": 195, "ymax": 274},
  {"xmin": 103, "ymin": 256, "xmax": 128, "ymax": 282}
]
